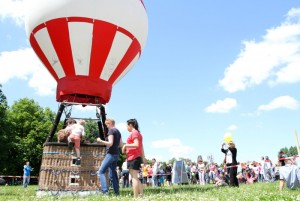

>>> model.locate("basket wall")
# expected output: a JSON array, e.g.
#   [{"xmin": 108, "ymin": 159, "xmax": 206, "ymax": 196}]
[{"xmin": 38, "ymin": 143, "xmax": 107, "ymax": 191}]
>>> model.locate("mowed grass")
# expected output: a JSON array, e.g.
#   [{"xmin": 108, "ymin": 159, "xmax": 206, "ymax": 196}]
[{"xmin": 0, "ymin": 182, "xmax": 299, "ymax": 201}]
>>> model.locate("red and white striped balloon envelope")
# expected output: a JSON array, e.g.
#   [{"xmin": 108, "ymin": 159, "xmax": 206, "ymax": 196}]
[{"xmin": 25, "ymin": 0, "xmax": 148, "ymax": 104}]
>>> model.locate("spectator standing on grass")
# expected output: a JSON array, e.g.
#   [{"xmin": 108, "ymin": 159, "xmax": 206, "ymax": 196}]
[
  {"xmin": 122, "ymin": 118, "xmax": 146, "ymax": 198},
  {"xmin": 121, "ymin": 160, "xmax": 129, "ymax": 188},
  {"xmin": 208, "ymin": 162, "xmax": 216, "ymax": 184},
  {"xmin": 152, "ymin": 158, "xmax": 159, "ymax": 186},
  {"xmin": 257, "ymin": 163, "xmax": 262, "ymax": 182},
  {"xmin": 158, "ymin": 166, "xmax": 165, "ymax": 186},
  {"xmin": 165, "ymin": 164, "xmax": 172, "ymax": 186},
  {"xmin": 214, "ymin": 163, "xmax": 220, "ymax": 179},
  {"xmin": 264, "ymin": 156, "xmax": 274, "ymax": 182},
  {"xmin": 197, "ymin": 157, "xmax": 206, "ymax": 185},
  {"xmin": 147, "ymin": 165, "xmax": 153, "ymax": 186},
  {"xmin": 204, "ymin": 163, "xmax": 210, "ymax": 184},
  {"xmin": 186, "ymin": 161, "xmax": 191, "ymax": 181},
  {"xmin": 253, "ymin": 163, "xmax": 259, "ymax": 181},
  {"xmin": 23, "ymin": 162, "xmax": 33, "ymax": 188},
  {"xmin": 221, "ymin": 141, "xmax": 239, "ymax": 187},
  {"xmin": 97, "ymin": 118, "xmax": 122, "ymax": 196},
  {"xmin": 260, "ymin": 156, "xmax": 266, "ymax": 182},
  {"xmin": 142, "ymin": 163, "xmax": 148, "ymax": 187}
]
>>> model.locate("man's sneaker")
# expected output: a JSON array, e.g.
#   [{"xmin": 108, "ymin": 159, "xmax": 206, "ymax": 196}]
[
  {"xmin": 68, "ymin": 141, "xmax": 74, "ymax": 150},
  {"xmin": 75, "ymin": 158, "xmax": 81, "ymax": 166}
]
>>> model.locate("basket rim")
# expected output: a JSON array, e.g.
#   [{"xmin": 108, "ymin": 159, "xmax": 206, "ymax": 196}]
[{"xmin": 44, "ymin": 142, "xmax": 106, "ymax": 147}]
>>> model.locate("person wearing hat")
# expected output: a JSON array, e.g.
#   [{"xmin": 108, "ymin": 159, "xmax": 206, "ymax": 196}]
[
  {"xmin": 279, "ymin": 157, "xmax": 300, "ymax": 190},
  {"xmin": 221, "ymin": 141, "xmax": 239, "ymax": 187}
]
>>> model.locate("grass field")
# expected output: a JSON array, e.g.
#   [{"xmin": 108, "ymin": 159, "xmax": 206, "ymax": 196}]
[{"xmin": 0, "ymin": 182, "xmax": 299, "ymax": 201}]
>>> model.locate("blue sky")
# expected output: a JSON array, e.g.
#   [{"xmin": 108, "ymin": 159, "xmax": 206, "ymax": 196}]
[{"xmin": 1, "ymin": 0, "xmax": 300, "ymax": 164}]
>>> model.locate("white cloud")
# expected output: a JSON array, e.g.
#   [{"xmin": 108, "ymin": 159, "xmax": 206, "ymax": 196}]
[
  {"xmin": 28, "ymin": 66, "xmax": 55, "ymax": 96},
  {"xmin": 0, "ymin": 0, "xmax": 27, "ymax": 25},
  {"xmin": 205, "ymin": 98, "xmax": 237, "ymax": 113},
  {"xmin": 258, "ymin": 95, "xmax": 299, "ymax": 111},
  {"xmin": 219, "ymin": 8, "xmax": 300, "ymax": 93},
  {"xmin": 227, "ymin": 124, "xmax": 238, "ymax": 131},
  {"xmin": 0, "ymin": 48, "xmax": 56, "ymax": 96},
  {"xmin": 273, "ymin": 58, "xmax": 300, "ymax": 84},
  {"xmin": 151, "ymin": 138, "xmax": 193, "ymax": 159},
  {"xmin": 116, "ymin": 122, "xmax": 128, "ymax": 135}
]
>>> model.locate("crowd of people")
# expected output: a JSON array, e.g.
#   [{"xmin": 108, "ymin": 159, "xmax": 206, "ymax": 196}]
[
  {"xmin": 112, "ymin": 143, "xmax": 299, "ymax": 193},
  {"xmin": 114, "ymin": 155, "xmax": 299, "ymax": 191},
  {"xmin": 20, "ymin": 117, "xmax": 299, "ymax": 197},
  {"xmin": 117, "ymin": 158, "xmax": 172, "ymax": 188}
]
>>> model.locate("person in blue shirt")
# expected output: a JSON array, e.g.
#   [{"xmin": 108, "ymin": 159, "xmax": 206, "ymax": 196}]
[
  {"xmin": 279, "ymin": 157, "xmax": 300, "ymax": 190},
  {"xmin": 23, "ymin": 162, "xmax": 33, "ymax": 188}
]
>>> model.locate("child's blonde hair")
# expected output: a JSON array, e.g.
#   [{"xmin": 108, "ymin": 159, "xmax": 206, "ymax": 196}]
[{"xmin": 77, "ymin": 119, "xmax": 86, "ymax": 125}]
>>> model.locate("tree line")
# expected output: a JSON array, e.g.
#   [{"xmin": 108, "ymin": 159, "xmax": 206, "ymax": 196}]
[
  {"xmin": 279, "ymin": 146, "xmax": 298, "ymax": 158},
  {"xmin": 0, "ymin": 84, "xmax": 298, "ymax": 176}
]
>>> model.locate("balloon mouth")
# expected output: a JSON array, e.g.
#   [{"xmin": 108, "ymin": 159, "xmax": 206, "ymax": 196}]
[{"xmin": 57, "ymin": 76, "xmax": 112, "ymax": 104}]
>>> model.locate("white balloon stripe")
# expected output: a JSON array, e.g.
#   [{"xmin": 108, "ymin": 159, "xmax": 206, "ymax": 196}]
[
  {"xmin": 34, "ymin": 28, "xmax": 66, "ymax": 79},
  {"xmin": 69, "ymin": 22, "xmax": 93, "ymax": 76},
  {"xmin": 113, "ymin": 53, "xmax": 140, "ymax": 86},
  {"xmin": 100, "ymin": 31, "xmax": 132, "ymax": 81}
]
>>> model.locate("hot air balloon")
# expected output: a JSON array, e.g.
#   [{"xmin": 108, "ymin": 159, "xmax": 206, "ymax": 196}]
[
  {"xmin": 26, "ymin": 0, "xmax": 148, "ymax": 105},
  {"xmin": 25, "ymin": 0, "xmax": 148, "ymax": 140},
  {"xmin": 25, "ymin": 0, "xmax": 148, "ymax": 194}
]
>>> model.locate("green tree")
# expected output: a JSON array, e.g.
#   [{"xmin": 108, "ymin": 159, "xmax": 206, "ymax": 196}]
[
  {"xmin": 168, "ymin": 157, "xmax": 177, "ymax": 166},
  {"xmin": 0, "ymin": 84, "xmax": 13, "ymax": 174},
  {"xmin": 84, "ymin": 119, "xmax": 99, "ymax": 143},
  {"xmin": 279, "ymin": 146, "xmax": 298, "ymax": 157},
  {"xmin": 288, "ymin": 146, "xmax": 298, "ymax": 157},
  {"xmin": 7, "ymin": 98, "xmax": 55, "ymax": 175},
  {"xmin": 118, "ymin": 153, "xmax": 126, "ymax": 168}
]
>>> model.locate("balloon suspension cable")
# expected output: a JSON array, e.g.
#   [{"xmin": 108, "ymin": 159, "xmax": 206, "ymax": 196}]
[
  {"xmin": 96, "ymin": 107, "xmax": 101, "ymax": 119},
  {"xmin": 45, "ymin": 103, "xmax": 66, "ymax": 143},
  {"xmin": 66, "ymin": 105, "xmax": 101, "ymax": 120},
  {"xmin": 97, "ymin": 105, "xmax": 107, "ymax": 140},
  {"xmin": 62, "ymin": 106, "xmax": 72, "ymax": 129}
]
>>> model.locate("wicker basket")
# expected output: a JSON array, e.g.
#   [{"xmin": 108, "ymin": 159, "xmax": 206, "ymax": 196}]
[{"xmin": 38, "ymin": 142, "xmax": 107, "ymax": 191}]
